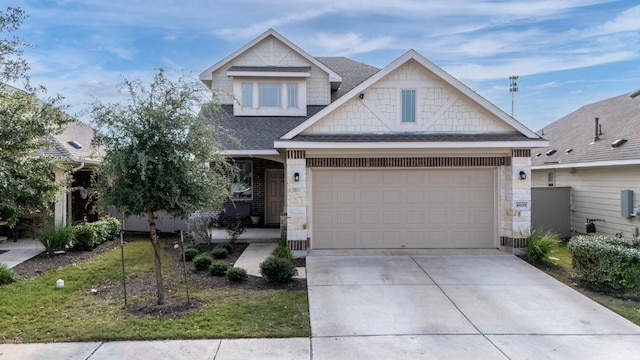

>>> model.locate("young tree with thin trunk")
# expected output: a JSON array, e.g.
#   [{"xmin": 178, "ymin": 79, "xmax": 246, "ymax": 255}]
[
  {"xmin": 90, "ymin": 69, "xmax": 232, "ymax": 305},
  {"xmin": 0, "ymin": 7, "xmax": 71, "ymax": 230}
]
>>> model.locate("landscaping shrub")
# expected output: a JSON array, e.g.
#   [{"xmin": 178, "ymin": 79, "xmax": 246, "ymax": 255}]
[
  {"xmin": 525, "ymin": 229, "xmax": 559, "ymax": 263},
  {"xmin": 209, "ymin": 262, "xmax": 228, "ymax": 276},
  {"xmin": 217, "ymin": 242, "xmax": 233, "ymax": 253},
  {"xmin": 182, "ymin": 247, "xmax": 200, "ymax": 262},
  {"xmin": 72, "ymin": 224, "xmax": 98, "ymax": 251},
  {"xmin": 187, "ymin": 211, "xmax": 218, "ymax": 243},
  {"xmin": 193, "ymin": 253, "xmax": 213, "ymax": 271},
  {"xmin": 88, "ymin": 222, "xmax": 109, "ymax": 245},
  {"xmin": 260, "ymin": 256, "xmax": 297, "ymax": 283},
  {"xmin": 38, "ymin": 224, "xmax": 74, "ymax": 254},
  {"xmin": 212, "ymin": 245, "xmax": 229, "ymax": 259},
  {"xmin": 226, "ymin": 217, "xmax": 245, "ymax": 244},
  {"xmin": 227, "ymin": 267, "xmax": 248, "ymax": 282},
  {"xmin": 0, "ymin": 264, "xmax": 15, "ymax": 285},
  {"xmin": 568, "ymin": 235, "xmax": 640, "ymax": 290},
  {"xmin": 99, "ymin": 216, "xmax": 121, "ymax": 240},
  {"xmin": 272, "ymin": 239, "xmax": 293, "ymax": 261}
]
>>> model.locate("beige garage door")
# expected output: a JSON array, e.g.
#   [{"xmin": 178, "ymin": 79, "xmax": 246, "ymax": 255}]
[{"xmin": 312, "ymin": 168, "xmax": 495, "ymax": 249}]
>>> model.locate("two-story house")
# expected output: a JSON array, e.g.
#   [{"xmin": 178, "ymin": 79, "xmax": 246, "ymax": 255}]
[{"xmin": 199, "ymin": 29, "xmax": 547, "ymax": 254}]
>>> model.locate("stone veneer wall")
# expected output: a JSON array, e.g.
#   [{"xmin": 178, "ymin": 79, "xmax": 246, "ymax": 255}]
[
  {"xmin": 286, "ymin": 151, "xmax": 308, "ymax": 250},
  {"xmin": 499, "ymin": 149, "xmax": 532, "ymax": 253}
]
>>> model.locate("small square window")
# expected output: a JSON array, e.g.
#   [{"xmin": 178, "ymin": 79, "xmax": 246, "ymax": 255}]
[{"xmin": 402, "ymin": 90, "xmax": 416, "ymax": 123}]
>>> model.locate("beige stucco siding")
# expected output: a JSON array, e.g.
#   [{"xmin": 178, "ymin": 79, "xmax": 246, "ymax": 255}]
[
  {"xmin": 210, "ymin": 37, "xmax": 330, "ymax": 105},
  {"xmin": 532, "ymin": 166, "xmax": 640, "ymax": 238},
  {"xmin": 304, "ymin": 59, "xmax": 514, "ymax": 134}
]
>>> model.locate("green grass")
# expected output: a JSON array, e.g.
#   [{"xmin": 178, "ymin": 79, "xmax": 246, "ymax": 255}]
[
  {"xmin": 538, "ymin": 241, "xmax": 640, "ymax": 326},
  {"xmin": 0, "ymin": 237, "xmax": 310, "ymax": 343}
]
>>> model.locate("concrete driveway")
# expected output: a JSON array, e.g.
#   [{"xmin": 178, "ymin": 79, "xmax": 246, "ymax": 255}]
[{"xmin": 306, "ymin": 249, "xmax": 640, "ymax": 360}]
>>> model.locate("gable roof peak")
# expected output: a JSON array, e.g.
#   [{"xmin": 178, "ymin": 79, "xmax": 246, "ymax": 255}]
[{"xmin": 199, "ymin": 28, "xmax": 342, "ymax": 86}]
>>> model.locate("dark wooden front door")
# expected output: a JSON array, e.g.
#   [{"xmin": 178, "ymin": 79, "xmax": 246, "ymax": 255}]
[{"xmin": 265, "ymin": 169, "xmax": 284, "ymax": 225}]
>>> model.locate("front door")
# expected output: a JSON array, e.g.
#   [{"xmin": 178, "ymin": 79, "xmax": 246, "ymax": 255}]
[{"xmin": 265, "ymin": 169, "xmax": 285, "ymax": 225}]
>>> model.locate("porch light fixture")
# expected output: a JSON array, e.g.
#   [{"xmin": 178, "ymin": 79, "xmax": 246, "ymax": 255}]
[
  {"xmin": 519, "ymin": 171, "xmax": 527, "ymax": 180},
  {"xmin": 294, "ymin": 172, "xmax": 300, "ymax": 182}
]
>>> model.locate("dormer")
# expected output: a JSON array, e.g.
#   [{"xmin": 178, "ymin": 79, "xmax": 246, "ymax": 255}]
[{"xmin": 199, "ymin": 29, "xmax": 342, "ymax": 117}]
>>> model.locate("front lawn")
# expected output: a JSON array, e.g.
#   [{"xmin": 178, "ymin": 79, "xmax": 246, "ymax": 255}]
[
  {"xmin": 534, "ymin": 241, "xmax": 640, "ymax": 326},
  {"xmin": 0, "ymin": 237, "xmax": 310, "ymax": 343}
]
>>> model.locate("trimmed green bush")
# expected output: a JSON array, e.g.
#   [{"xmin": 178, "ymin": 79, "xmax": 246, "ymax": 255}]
[
  {"xmin": 193, "ymin": 253, "xmax": 213, "ymax": 271},
  {"xmin": 259, "ymin": 256, "xmax": 297, "ymax": 283},
  {"xmin": 211, "ymin": 245, "xmax": 229, "ymax": 259},
  {"xmin": 0, "ymin": 264, "xmax": 15, "ymax": 285},
  {"xmin": 568, "ymin": 235, "xmax": 640, "ymax": 290},
  {"xmin": 217, "ymin": 242, "xmax": 233, "ymax": 253},
  {"xmin": 227, "ymin": 267, "xmax": 248, "ymax": 282},
  {"xmin": 99, "ymin": 216, "xmax": 121, "ymax": 240},
  {"xmin": 209, "ymin": 262, "xmax": 228, "ymax": 276},
  {"xmin": 72, "ymin": 224, "xmax": 98, "ymax": 251},
  {"xmin": 272, "ymin": 243, "xmax": 293, "ymax": 261},
  {"xmin": 525, "ymin": 229, "xmax": 559, "ymax": 263},
  {"xmin": 182, "ymin": 248, "xmax": 200, "ymax": 262},
  {"xmin": 38, "ymin": 224, "xmax": 74, "ymax": 254}
]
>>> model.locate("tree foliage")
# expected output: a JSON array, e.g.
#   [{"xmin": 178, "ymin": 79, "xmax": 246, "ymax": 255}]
[
  {"xmin": 0, "ymin": 7, "xmax": 71, "ymax": 227},
  {"xmin": 90, "ymin": 69, "xmax": 233, "ymax": 304}
]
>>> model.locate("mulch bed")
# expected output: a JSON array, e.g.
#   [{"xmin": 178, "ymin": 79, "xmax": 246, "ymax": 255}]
[{"xmin": 10, "ymin": 238, "xmax": 307, "ymax": 317}]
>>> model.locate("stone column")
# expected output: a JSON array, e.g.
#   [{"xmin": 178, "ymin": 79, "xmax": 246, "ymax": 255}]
[
  {"xmin": 285, "ymin": 150, "xmax": 308, "ymax": 251},
  {"xmin": 499, "ymin": 149, "xmax": 532, "ymax": 254}
]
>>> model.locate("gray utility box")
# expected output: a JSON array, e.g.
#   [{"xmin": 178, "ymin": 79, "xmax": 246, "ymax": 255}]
[
  {"xmin": 621, "ymin": 190, "xmax": 634, "ymax": 217},
  {"xmin": 532, "ymin": 187, "xmax": 571, "ymax": 239}
]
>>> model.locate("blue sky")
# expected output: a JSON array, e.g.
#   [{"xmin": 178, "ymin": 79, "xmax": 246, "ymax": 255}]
[{"xmin": 8, "ymin": 0, "xmax": 640, "ymax": 131}]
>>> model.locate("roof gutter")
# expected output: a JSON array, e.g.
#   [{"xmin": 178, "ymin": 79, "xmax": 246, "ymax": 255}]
[{"xmin": 532, "ymin": 159, "xmax": 640, "ymax": 170}]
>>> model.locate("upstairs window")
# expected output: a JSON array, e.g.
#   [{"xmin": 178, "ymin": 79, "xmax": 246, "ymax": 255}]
[
  {"xmin": 258, "ymin": 83, "xmax": 282, "ymax": 108},
  {"xmin": 233, "ymin": 79, "xmax": 306, "ymax": 116},
  {"xmin": 402, "ymin": 89, "xmax": 416, "ymax": 123},
  {"xmin": 287, "ymin": 83, "xmax": 298, "ymax": 108},
  {"xmin": 241, "ymin": 83, "xmax": 253, "ymax": 107}
]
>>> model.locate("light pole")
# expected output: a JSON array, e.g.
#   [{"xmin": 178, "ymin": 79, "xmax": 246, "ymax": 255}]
[{"xmin": 509, "ymin": 75, "xmax": 519, "ymax": 118}]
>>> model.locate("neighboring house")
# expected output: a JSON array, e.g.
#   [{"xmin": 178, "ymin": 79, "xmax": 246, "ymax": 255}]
[
  {"xmin": 41, "ymin": 121, "xmax": 102, "ymax": 226},
  {"xmin": 531, "ymin": 90, "xmax": 640, "ymax": 238},
  {"xmin": 199, "ymin": 29, "xmax": 546, "ymax": 253}
]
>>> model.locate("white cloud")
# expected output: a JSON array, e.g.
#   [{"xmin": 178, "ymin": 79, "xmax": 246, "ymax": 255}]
[
  {"xmin": 163, "ymin": 34, "xmax": 177, "ymax": 41},
  {"xmin": 584, "ymin": 5, "xmax": 640, "ymax": 36},
  {"xmin": 309, "ymin": 33, "xmax": 395, "ymax": 57},
  {"xmin": 529, "ymin": 82, "xmax": 562, "ymax": 90}
]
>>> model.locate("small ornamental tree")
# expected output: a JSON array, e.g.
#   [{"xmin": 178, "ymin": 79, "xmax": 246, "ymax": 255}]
[
  {"xmin": 0, "ymin": 7, "xmax": 71, "ymax": 230},
  {"xmin": 90, "ymin": 69, "xmax": 232, "ymax": 305}
]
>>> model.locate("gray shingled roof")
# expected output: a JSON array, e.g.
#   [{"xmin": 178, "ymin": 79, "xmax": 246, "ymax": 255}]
[
  {"xmin": 38, "ymin": 121, "xmax": 102, "ymax": 163},
  {"xmin": 207, "ymin": 57, "xmax": 380, "ymax": 151},
  {"xmin": 289, "ymin": 132, "xmax": 533, "ymax": 143},
  {"xmin": 204, "ymin": 105, "xmax": 324, "ymax": 150},
  {"xmin": 532, "ymin": 92, "xmax": 640, "ymax": 167},
  {"xmin": 316, "ymin": 57, "xmax": 380, "ymax": 101}
]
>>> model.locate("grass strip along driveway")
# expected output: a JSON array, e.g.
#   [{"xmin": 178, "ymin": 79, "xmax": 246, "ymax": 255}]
[{"xmin": 0, "ymin": 239, "xmax": 310, "ymax": 343}]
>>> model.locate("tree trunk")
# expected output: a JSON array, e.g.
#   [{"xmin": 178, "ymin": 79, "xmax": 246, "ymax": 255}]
[{"xmin": 148, "ymin": 210, "xmax": 165, "ymax": 305}]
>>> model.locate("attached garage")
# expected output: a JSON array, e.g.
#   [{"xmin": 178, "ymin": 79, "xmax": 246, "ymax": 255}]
[{"xmin": 311, "ymin": 168, "xmax": 496, "ymax": 249}]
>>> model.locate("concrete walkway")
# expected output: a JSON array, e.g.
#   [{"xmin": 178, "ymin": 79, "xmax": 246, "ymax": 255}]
[
  {"xmin": 234, "ymin": 243, "xmax": 306, "ymax": 278},
  {"xmin": 0, "ymin": 239, "xmax": 45, "ymax": 269}
]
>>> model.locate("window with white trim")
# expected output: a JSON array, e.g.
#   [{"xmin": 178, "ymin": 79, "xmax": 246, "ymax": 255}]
[
  {"xmin": 287, "ymin": 83, "xmax": 298, "ymax": 108},
  {"xmin": 230, "ymin": 160, "xmax": 252, "ymax": 200},
  {"xmin": 401, "ymin": 89, "xmax": 416, "ymax": 123},
  {"xmin": 258, "ymin": 83, "xmax": 281, "ymax": 108},
  {"xmin": 233, "ymin": 80, "xmax": 306, "ymax": 116},
  {"xmin": 241, "ymin": 83, "xmax": 252, "ymax": 107}
]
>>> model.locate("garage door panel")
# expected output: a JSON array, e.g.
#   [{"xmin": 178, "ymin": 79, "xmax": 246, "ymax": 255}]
[{"xmin": 313, "ymin": 169, "xmax": 495, "ymax": 249}]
